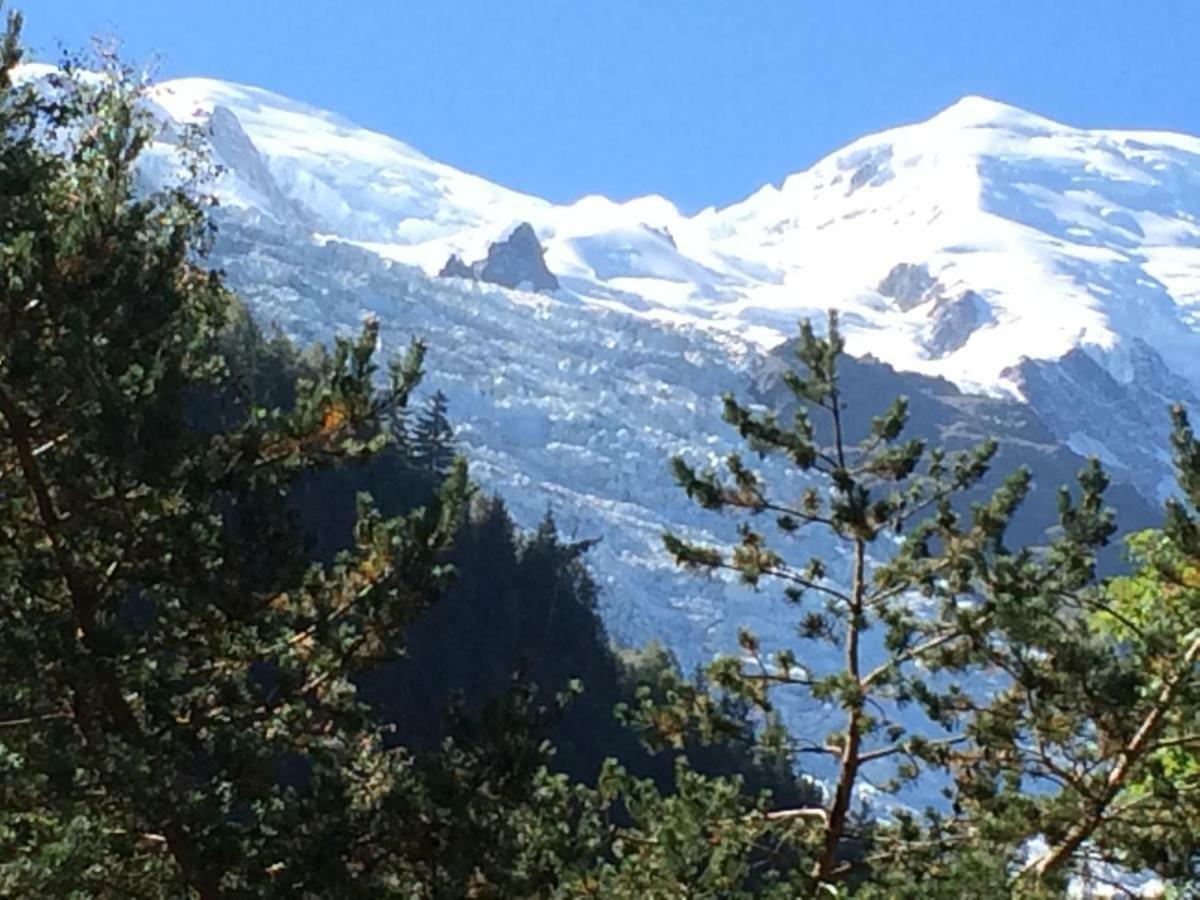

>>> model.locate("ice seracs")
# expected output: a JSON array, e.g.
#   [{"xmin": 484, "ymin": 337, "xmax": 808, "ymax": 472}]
[
  {"xmin": 134, "ymin": 68, "xmax": 1200, "ymax": 498},
  {"xmin": 66, "ymin": 65, "xmax": 1193, "ymax": 815},
  {"xmin": 140, "ymin": 72, "xmax": 1200, "ymax": 414}
]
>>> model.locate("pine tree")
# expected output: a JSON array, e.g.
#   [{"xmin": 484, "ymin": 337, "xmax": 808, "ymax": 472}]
[
  {"xmin": 662, "ymin": 311, "xmax": 1045, "ymax": 892},
  {"xmin": 0, "ymin": 20, "xmax": 471, "ymax": 896},
  {"xmin": 409, "ymin": 389, "xmax": 455, "ymax": 474},
  {"xmin": 660, "ymin": 311, "xmax": 1200, "ymax": 895},
  {"xmin": 950, "ymin": 405, "xmax": 1200, "ymax": 894}
]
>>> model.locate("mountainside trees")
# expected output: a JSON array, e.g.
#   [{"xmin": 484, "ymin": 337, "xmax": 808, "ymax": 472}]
[
  {"xmin": 665, "ymin": 312, "xmax": 1030, "ymax": 890},
  {"xmin": 0, "ymin": 19, "xmax": 810, "ymax": 895},
  {"xmin": 407, "ymin": 389, "xmax": 455, "ymax": 475}
]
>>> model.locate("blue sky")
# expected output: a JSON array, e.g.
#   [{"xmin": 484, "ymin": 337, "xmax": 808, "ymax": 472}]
[{"xmin": 22, "ymin": 0, "xmax": 1200, "ymax": 213}]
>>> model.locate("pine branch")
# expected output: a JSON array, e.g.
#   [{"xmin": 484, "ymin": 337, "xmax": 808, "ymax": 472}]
[
  {"xmin": 855, "ymin": 734, "xmax": 967, "ymax": 766},
  {"xmin": 862, "ymin": 629, "xmax": 963, "ymax": 689},
  {"xmin": 1018, "ymin": 633, "xmax": 1200, "ymax": 883},
  {"xmin": 0, "ymin": 381, "xmax": 226, "ymax": 900}
]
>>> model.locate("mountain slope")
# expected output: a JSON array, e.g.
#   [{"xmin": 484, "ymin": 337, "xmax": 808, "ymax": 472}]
[
  {"xmin": 131, "ymin": 65, "xmax": 1200, "ymax": 629},
  {"xmin": 705, "ymin": 95, "xmax": 1200, "ymax": 396},
  {"xmin": 146, "ymin": 77, "xmax": 1200, "ymax": 414},
  {"xmin": 109, "ymin": 73, "xmax": 1200, "ymax": 804}
]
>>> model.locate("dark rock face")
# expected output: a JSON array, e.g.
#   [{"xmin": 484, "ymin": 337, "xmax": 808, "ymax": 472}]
[
  {"xmin": 437, "ymin": 254, "xmax": 474, "ymax": 279},
  {"xmin": 877, "ymin": 263, "xmax": 992, "ymax": 358},
  {"xmin": 205, "ymin": 105, "xmax": 308, "ymax": 230},
  {"xmin": 1014, "ymin": 340, "xmax": 1199, "ymax": 503},
  {"xmin": 843, "ymin": 144, "xmax": 895, "ymax": 195},
  {"xmin": 754, "ymin": 343, "xmax": 1158, "ymax": 571},
  {"xmin": 479, "ymin": 223, "xmax": 560, "ymax": 291},
  {"xmin": 438, "ymin": 223, "xmax": 559, "ymax": 292}
]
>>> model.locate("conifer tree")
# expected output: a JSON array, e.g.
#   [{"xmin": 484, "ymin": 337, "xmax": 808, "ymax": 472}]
[
  {"xmin": 948, "ymin": 406, "xmax": 1200, "ymax": 894},
  {"xmin": 10, "ymin": 9, "xmax": 1198, "ymax": 896},
  {"xmin": 0, "ymin": 18, "xmax": 470, "ymax": 896},
  {"xmin": 0, "ymin": 24, "xmax": 821, "ymax": 895},
  {"xmin": 661, "ymin": 311, "xmax": 1200, "ymax": 895},
  {"xmin": 663, "ymin": 311, "xmax": 1041, "ymax": 891},
  {"xmin": 409, "ymin": 389, "xmax": 455, "ymax": 475}
]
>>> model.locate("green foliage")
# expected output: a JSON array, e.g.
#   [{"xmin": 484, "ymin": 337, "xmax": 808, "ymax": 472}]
[
  {"xmin": 946, "ymin": 410, "xmax": 1200, "ymax": 892},
  {"xmin": 0, "ymin": 21, "xmax": 475, "ymax": 896},
  {"xmin": 0, "ymin": 21, "xmax": 822, "ymax": 895},
  {"xmin": 7, "ymin": 12, "xmax": 1199, "ymax": 896},
  {"xmin": 663, "ymin": 311, "xmax": 1032, "ymax": 890},
  {"xmin": 660, "ymin": 310, "xmax": 1200, "ymax": 895},
  {"xmin": 407, "ymin": 389, "xmax": 455, "ymax": 475}
]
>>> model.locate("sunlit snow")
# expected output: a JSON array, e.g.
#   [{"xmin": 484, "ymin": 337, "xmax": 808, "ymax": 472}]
[{"xmin": 114, "ymin": 73, "xmax": 1200, "ymax": 816}]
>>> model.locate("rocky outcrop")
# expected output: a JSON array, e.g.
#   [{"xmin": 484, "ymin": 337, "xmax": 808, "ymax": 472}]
[
  {"xmin": 877, "ymin": 264, "xmax": 992, "ymax": 358},
  {"xmin": 754, "ymin": 341, "xmax": 1157, "ymax": 565},
  {"xmin": 1013, "ymin": 340, "xmax": 1200, "ymax": 502},
  {"xmin": 877, "ymin": 262, "xmax": 938, "ymax": 311},
  {"xmin": 438, "ymin": 223, "xmax": 559, "ymax": 292},
  {"xmin": 926, "ymin": 290, "xmax": 989, "ymax": 358},
  {"xmin": 205, "ymin": 105, "xmax": 307, "ymax": 229},
  {"xmin": 437, "ymin": 254, "xmax": 474, "ymax": 279}
]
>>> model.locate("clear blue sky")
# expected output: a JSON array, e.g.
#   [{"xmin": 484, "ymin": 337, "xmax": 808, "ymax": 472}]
[{"xmin": 21, "ymin": 0, "xmax": 1200, "ymax": 213}]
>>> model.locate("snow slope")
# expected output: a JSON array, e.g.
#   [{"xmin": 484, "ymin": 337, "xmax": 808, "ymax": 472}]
[
  {"xmin": 140, "ymin": 76, "xmax": 1200, "ymax": 500},
  {"xmin": 119, "ymin": 74, "xmax": 1200, "ymax": 810},
  {"xmin": 147, "ymin": 79, "xmax": 1200, "ymax": 401},
  {"xmin": 703, "ymin": 96, "xmax": 1200, "ymax": 396}
]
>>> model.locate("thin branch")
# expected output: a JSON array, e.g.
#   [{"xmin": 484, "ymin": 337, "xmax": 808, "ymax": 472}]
[
  {"xmin": 1143, "ymin": 732, "xmax": 1200, "ymax": 753},
  {"xmin": 706, "ymin": 560, "xmax": 853, "ymax": 607},
  {"xmin": 0, "ymin": 711, "xmax": 72, "ymax": 729},
  {"xmin": 862, "ymin": 629, "xmax": 963, "ymax": 689},
  {"xmin": 856, "ymin": 734, "xmax": 967, "ymax": 766},
  {"xmin": 763, "ymin": 807, "xmax": 828, "ymax": 824}
]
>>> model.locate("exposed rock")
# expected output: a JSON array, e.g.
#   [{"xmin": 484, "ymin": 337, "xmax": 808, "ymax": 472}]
[
  {"xmin": 438, "ymin": 222, "xmax": 559, "ymax": 292},
  {"xmin": 842, "ymin": 144, "xmax": 895, "ymax": 195},
  {"xmin": 648, "ymin": 224, "xmax": 677, "ymax": 248},
  {"xmin": 479, "ymin": 223, "xmax": 560, "ymax": 291},
  {"xmin": 437, "ymin": 254, "xmax": 474, "ymax": 279},
  {"xmin": 1014, "ymin": 340, "xmax": 1200, "ymax": 502},
  {"xmin": 877, "ymin": 262, "xmax": 938, "ymax": 311},
  {"xmin": 926, "ymin": 290, "xmax": 989, "ymax": 358},
  {"xmin": 876, "ymin": 263, "xmax": 991, "ymax": 356},
  {"xmin": 754, "ymin": 342, "xmax": 1157, "ymax": 567}
]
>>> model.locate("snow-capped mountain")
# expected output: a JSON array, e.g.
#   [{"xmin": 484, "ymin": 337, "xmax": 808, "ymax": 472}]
[
  {"xmin": 148, "ymin": 79, "xmax": 1200, "ymax": 391},
  {"xmin": 121, "ymin": 73, "xmax": 1200, "ymax": 797}
]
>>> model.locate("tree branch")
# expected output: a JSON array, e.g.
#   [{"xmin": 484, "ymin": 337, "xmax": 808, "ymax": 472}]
[
  {"xmin": 862, "ymin": 629, "xmax": 963, "ymax": 689},
  {"xmin": 1018, "ymin": 633, "xmax": 1200, "ymax": 883}
]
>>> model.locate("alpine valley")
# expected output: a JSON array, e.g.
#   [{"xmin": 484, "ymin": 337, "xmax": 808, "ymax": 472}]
[{"xmin": 53, "ymin": 69, "xmax": 1200, "ymax": 788}]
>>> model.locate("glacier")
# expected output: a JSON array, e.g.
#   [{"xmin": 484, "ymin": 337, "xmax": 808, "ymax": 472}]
[{"xmin": 69, "ymin": 70, "xmax": 1195, "ymax": 808}]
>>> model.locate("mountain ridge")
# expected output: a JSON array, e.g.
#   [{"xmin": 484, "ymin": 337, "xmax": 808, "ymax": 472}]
[
  {"xmin": 122, "ymin": 65, "xmax": 1200, "ymax": 500},
  {"xmin": 137, "ymin": 73, "xmax": 1200, "ymax": 402}
]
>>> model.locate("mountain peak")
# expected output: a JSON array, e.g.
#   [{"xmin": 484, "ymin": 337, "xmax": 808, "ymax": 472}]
[
  {"xmin": 925, "ymin": 94, "xmax": 1062, "ymax": 133},
  {"xmin": 134, "ymin": 68, "xmax": 1200, "ymax": 414}
]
